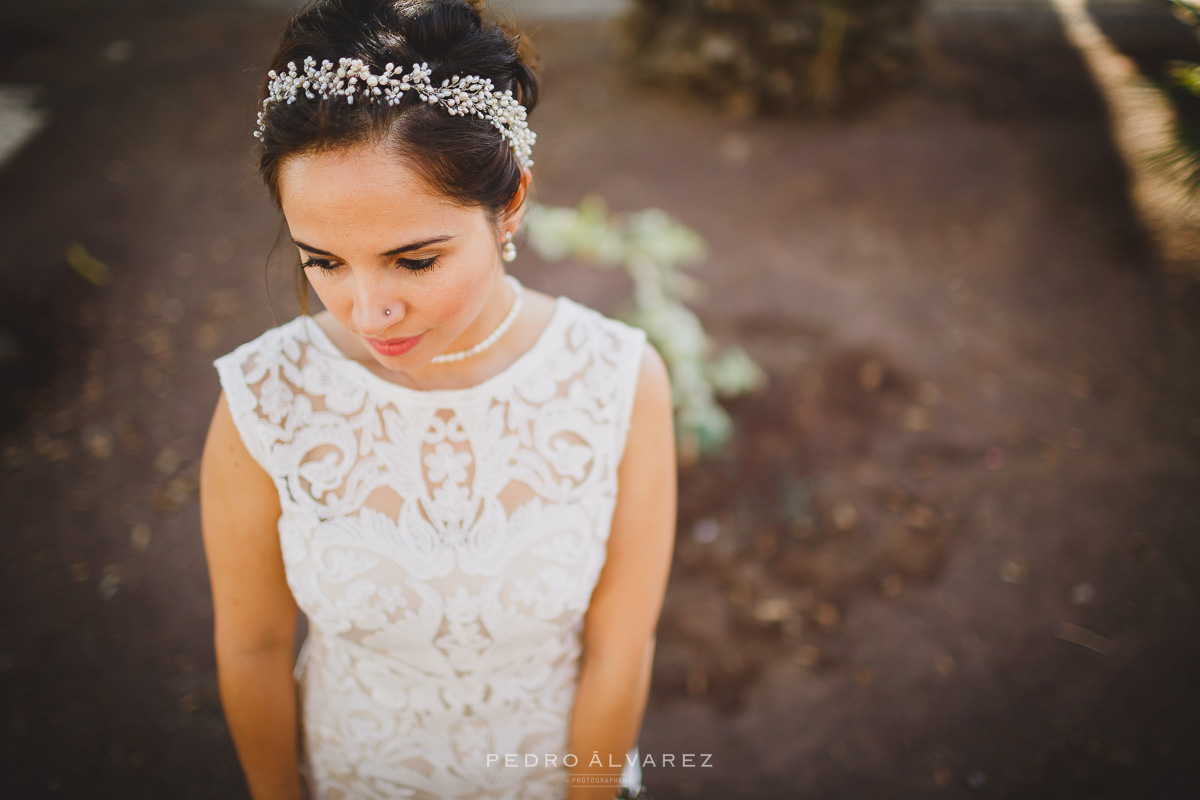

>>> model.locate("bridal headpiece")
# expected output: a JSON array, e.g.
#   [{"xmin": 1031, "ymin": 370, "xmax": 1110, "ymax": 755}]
[{"xmin": 255, "ymin": 56, "xmax": 536, "ymax": 168}]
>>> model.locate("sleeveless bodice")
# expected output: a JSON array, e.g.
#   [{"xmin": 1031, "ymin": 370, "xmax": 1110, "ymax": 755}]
[{"xmin": 212, "ymin": 295, "xmax": 647, "ymax": 800}]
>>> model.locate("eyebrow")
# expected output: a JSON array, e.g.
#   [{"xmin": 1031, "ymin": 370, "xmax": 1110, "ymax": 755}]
[{"xmin": 293, "ymin": 235, "xmax": 454, "ymax": 257}]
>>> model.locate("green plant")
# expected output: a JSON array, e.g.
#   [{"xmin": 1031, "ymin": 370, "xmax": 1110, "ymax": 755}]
[
  {"xmin": 1156, "ymin": 0, "xmax": 1200, "ymax": 192},
  {"xmin": 622, "ymin": 0, "xmax": 924, "ymax": 117},
  {"xmin": 524, "ymin": 196, "xmax": 766, "ymax": 464}
]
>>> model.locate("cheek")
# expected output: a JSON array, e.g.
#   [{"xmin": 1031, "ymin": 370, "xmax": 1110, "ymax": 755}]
[
  {"xmin": 431, "ymin": 273, "xmax": 486, "ymax": 323},
  {"xmin": 305, "ymin": 274, "xmax": 349, "ymax": 313}
]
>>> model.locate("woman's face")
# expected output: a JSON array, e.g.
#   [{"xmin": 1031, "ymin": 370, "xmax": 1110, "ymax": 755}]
[{"xmin": 277, "ymin": 139, "xmax": 510, "ymax": 370}]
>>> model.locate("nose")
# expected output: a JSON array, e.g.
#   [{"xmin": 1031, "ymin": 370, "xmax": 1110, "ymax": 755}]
[{"xmin": 351, "ymin": 275, "xmax": 405, "ymax": 337}]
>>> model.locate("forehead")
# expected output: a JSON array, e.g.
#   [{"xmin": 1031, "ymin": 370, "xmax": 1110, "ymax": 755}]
[{"xmin": 278, "ymin": 141, "xmax": 481, "ymax": 243}]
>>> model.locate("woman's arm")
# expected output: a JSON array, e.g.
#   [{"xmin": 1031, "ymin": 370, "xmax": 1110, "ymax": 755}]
[
  {"xmin": 200, "ymin": 391, "xmax": 304, "ymax": 800},
  {"xmin": 567, "ymin": 341, "xmax": 678, "ymax": 799}
]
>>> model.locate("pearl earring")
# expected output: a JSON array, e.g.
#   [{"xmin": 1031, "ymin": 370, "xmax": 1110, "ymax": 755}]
[{"xmin": 501, "ymin": 231, "xmax": 517, "ymax": 263}]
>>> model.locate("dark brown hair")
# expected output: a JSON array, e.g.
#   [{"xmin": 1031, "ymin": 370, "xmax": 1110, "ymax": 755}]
[{"xmin": 257, "ymin": 0, "xmax": 541, "ymax": 314}]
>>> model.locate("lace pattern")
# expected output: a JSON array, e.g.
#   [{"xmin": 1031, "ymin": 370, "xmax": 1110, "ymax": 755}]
[{"xmin": 212, "ymin": 296, "xmax": 647, "ymax": 800}]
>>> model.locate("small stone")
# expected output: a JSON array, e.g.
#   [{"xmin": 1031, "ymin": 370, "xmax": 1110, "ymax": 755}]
[
  {"xmin": 815, "ymin": 602, "xmax": 841, "ymax": 629},
  {"xmin": 196, "ymin": 322, "xmax": 221, "ymax": 351},
  {"xmin": 1069, "ymin": 581, "xmax": 1095, "ymax": 605},
  {"xmin": 726, "ymin": 582, "xmax": 753, "ymax": 608},
  {"xmin": 852, "ymin": 666, "xmax": 874, "ymax": 686},
  {"xmin": 933, "ymin": 766, "xmax": 952, "ymax": 787},
  {"xmin": 753, "ymin": 598, "xmax": 793, "ymax": 624},
  {"xmin": 81, "ymin": 375, "xmax": 104, "ymax": 405},
  {"xmin": 902, "ymin": 406, "xmax": 932, "ymax": 432},
  {"xmin": 154, "ymin": 446, "xmax": 182, "ymax": 477},
  {"xmin": 178, "ymin": 693, "xmax": 202, "ymax": 714},
  {"xmin": 880, "ymin": 574, "xmax": 904, "ymax": 598},
  {"xmin": 97, "ymin": 564, "xmax": 122, "ymax": 601},
  {"xmin": 161, "ymin": 297, "xmax": 185, "ymax": 324},
  {"xmin": 913, "ymin": 455, "xmax": 937, "ymax": 479},
  {"xmin": 885, "ymin": 487, "xmax": 909, "ymax": 513},
  {"xmin": 37, "ymin": 436, "xmax": 71, "ymax": 463},
  {"xmin": 1000, "ymin": 560, "xmax": 1027, "ymax": 584},
  {"xmin": 103, "ymin": 39, "xmax": 132, "ymax": 63},
  {"xmin": 68, "ymin": 562, "xmax": 89, "ymax": 582},
  {"xmin": 854, "ymin": 460, "xmax": 880, "ymax": 481},
  {"xmin": 119, "ymin": 427, "xmax": 144, "ymax": 455},
  {"xmin": 83, "ymin": 427, "xmax": 114, "ymax": 460},
  {"xmin": 916, "ymin": 380, "xmax": 942, "ymax": 406},
  {"xmin": 858, "ymin": 359, "xmax": 884, "ymax": 392},
  {"xmin": 691, "ymin": 518, "xmax": 719, "ymax": 544},
  {"xmin": 904, "ymin": 504, "xmax": 936, "ymax": 530},
  {"xmin": 831, "ymin": 502, "xmax": 858, "ymax": 531},
  {"xmin": 795, "ymin": 644, "xmax": 820, "ymax": 667},
  {"xmin": 719, "ymin": 133, "xmax": 752, "ymax": 163},
  {"xmin": 130, "ymin": 523, "xmax": 151, "ymax": 554},
  {"xmin": 3, "ymin": 445, "xmax": 23, "ymax": 469},
  {"xmin": 966, "ymin": 770, "xmax": 987, "ymax": 791}
]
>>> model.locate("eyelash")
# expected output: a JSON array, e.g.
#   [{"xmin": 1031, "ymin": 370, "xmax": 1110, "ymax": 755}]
[{"xmin": 300, "ymin": 256, "xmax": 440, "ymax": 274}]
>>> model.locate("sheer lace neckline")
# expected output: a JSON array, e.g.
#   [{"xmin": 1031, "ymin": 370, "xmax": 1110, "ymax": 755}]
[{"xmin": 298, "ymin": 295, "xmax": 568, "ymax": 403}]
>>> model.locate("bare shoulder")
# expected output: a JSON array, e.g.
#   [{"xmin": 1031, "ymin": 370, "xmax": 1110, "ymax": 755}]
[
  {"xmin": 201, "ymin": 390, "xmax": 278, "ymax": 505},
  {"xmin": 630, "ymin": 339, "xmax": 673, "ymax": 427},
  {"xmin": 618, "ymin": 338, "xmax": 674, "ymax": 478}
]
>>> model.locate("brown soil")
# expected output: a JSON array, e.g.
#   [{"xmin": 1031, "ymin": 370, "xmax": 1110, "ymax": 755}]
[{"xmin": 1, "ymin": 4, "xmax": 1198, "ymax": 799}]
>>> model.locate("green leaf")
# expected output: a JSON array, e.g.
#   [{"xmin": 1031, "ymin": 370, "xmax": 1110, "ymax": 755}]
[{"xmin": 66, "ymin": 242, "xmax": 111, "ymax": 286}]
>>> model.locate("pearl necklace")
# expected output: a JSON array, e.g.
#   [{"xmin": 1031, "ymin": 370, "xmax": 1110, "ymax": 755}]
[{"xmin": 429, "ymin": 274, "xmax": 524, "ymax": 364}]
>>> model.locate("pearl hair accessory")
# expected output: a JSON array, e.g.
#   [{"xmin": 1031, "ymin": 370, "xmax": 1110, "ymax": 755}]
[
  {"xmin": 428, "ymin": 274, "xmax": 524, "ymax": 364},
  {"xmin": 255, "ymin": 57, "xmax": 536, "ymax": 168}
]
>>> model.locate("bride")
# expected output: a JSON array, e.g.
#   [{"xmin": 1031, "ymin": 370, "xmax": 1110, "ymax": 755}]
[{"xmin": 199, "ymin": 1, "xmax": 677, "ymax": 798}]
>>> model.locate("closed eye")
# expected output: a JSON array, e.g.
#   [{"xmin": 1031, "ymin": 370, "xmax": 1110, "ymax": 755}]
[
  {"xmin": 299, "ymin": 256, "xmax": 440, "ymax": 274},
  {"xmin": 300, "ymin": 256, "xmax": 338, "ymax": 273},
  {"xmin": 399, "ymin": 256, "xmax": 439, "ymax": 273}
]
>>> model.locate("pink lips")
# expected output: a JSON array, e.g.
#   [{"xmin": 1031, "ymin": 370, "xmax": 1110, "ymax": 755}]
[{"xmin": 368, "ymin": 333, "xmax": 422, "ymax": 356}]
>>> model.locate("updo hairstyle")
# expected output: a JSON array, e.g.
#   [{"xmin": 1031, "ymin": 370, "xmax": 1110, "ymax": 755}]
[{"xmin": 257, "ymin": 0, "xmax": 541, "ymax": 247}]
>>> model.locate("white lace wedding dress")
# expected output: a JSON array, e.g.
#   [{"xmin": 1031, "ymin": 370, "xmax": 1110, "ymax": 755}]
[{"xmin": 212, "ymin": 293, "xmax": 647, "ymax": 800}]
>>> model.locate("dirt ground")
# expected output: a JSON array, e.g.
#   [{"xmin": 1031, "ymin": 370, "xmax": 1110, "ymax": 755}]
[{"xmin": 1, "ymin": 3, "xmax": 1199, "ymax": 799}]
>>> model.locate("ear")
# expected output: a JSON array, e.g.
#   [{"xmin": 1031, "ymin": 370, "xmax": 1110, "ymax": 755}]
[{"xmin": 501, "ymin": 167, "xmax": 533, "ymax": 235}]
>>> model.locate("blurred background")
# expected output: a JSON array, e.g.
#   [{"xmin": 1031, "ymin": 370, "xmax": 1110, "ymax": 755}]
[{"xmin": 2, "ymin": 0, "xmax": 1200, "ymax": 797}]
